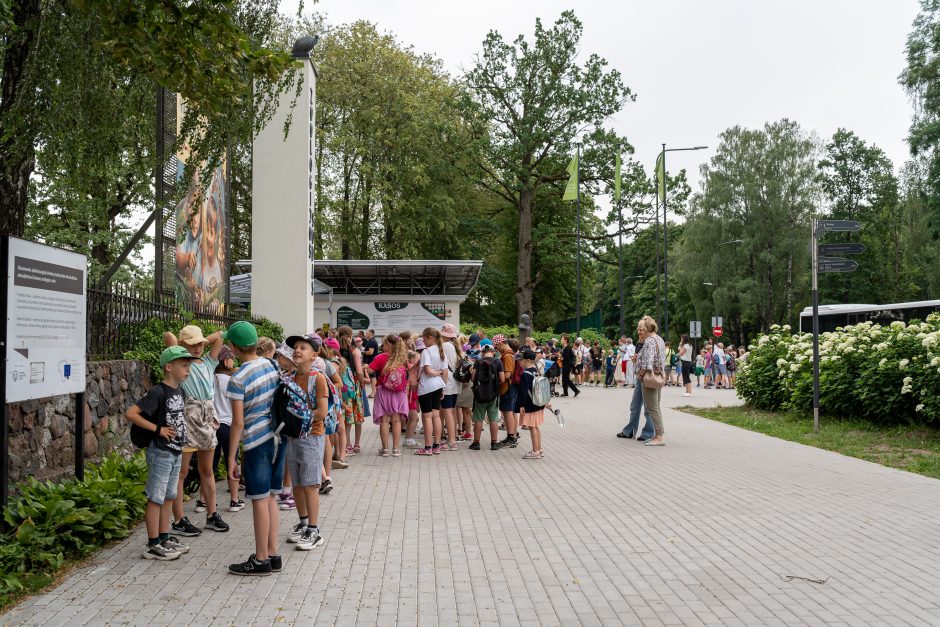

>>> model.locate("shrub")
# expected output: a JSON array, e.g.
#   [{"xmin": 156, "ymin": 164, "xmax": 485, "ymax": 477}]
[
  {"xmin": 124, "ymin": 315, "xmax": 284, "ymax": 382},
  {"xmin": 459, "ymin": 323, "xmax": 611, "ymax": 347},
  {"xmin": 0, "ymin": 453, "xmax": 148, "ymax": 607},
  {"xmin": 737, "ymin": 314, "xmax": 940, "ymax": 424}
]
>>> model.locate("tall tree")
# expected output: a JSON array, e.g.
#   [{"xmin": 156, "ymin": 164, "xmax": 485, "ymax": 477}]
[{"xmin": 462, "ymin": 11, "xmax": 633, "ymax": 320}]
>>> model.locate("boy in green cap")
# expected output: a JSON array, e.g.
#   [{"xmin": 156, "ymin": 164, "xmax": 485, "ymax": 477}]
[
  {"xmin": 225, "ymin": 321, "xmax": 285, "ymax": 576},
  {"xmin": 125, "ymin": 346, "xmax": 198, "ymax": 560}
]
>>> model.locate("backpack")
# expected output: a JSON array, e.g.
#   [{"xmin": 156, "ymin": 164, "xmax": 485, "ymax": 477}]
[
  {"xmin": 529, "ymin": 370, "xmax": 551, "ymax": 407},
  {"xmin": 382, "ymin": 365, "xmax": 408, "ymax": 392},
  {"xmin": 130, "ymin": 384, "xmax": 168, "ymax": 448},
  {"xmin": 339, "ymin": 363, "xmax": 358, "ymax": 403},
  {"xmin": 318, "ymin": 367, "xmax": 341, "ymax": 435},
  {"xmin": 271, "ymin": 373, "xmax": 312, "ymax": 439},
  {"xmin": 726, "ymin": 353, "xmax": 736, "ymax": 371},
  {"xmin": 453, "ymin": 357, "xmax": 474, "ymax": 383},
  {"xmin": 473, "ymin": 358, "xmax": 500, "ymax": 403},
  {"xmin": 511, "ymin": 356, "xmax": 523, "ymax": 385}
]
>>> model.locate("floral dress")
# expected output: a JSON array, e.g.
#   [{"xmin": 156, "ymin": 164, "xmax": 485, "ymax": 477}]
[{"xmin": 339, "ymin": 349, "xmax": 365, "ymax": 425}]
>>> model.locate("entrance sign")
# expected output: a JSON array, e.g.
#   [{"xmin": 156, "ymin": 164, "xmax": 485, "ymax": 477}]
[
  {"xmin": 818, "ymin": 243, "xmax": 865, "ymax": 256},
  {"xmin": 4, "ymin": 237, "xmax": 86, "ymax": 402},
  {"xmin": 336, "ymin": 301, "xmax": 447, "ymax": 335}
]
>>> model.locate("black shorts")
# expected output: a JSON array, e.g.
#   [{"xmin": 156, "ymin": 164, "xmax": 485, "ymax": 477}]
[
  {"xmin": 574, "ymin": 364, "xmax": 583, "ymax": 374},
  {"xmin": 592, "ymin": 360, "xmax": 602, "ymax": 370},
  {"xmin": 441, "ymin": 393, "xmax": 458, "ymax": 409},
  {"xmin": 681, "ymin": 360, "xmax": 693, "ymax": 385},
  {"xmin": 418, "ymin": 390, "xmax": 443, "ymax": 413}
]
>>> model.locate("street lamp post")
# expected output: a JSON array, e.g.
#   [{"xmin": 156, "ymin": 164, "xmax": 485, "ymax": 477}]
[{"xmin": 660, "ymin": 143, "xmax": 707, "ymax": 341}]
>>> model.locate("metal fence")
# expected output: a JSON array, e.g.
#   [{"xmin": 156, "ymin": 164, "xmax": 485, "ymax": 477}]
[{"xmin": 87, "ymin": 285, "xmax": 260, "ymax": 360}]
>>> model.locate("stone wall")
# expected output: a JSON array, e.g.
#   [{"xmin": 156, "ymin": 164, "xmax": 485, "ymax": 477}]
[{"xmin": 7, "ymin": 360, "xmax": 151, "ymax": 485}]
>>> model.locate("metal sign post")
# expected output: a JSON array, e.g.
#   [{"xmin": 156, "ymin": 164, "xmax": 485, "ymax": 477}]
[
  {"xmin": 811, "ymin": 218, "xmax": 820, "ymax": 434},
  {"xmin": 0, "ymin": 237, "xmax": 8, "ymax": 509}
]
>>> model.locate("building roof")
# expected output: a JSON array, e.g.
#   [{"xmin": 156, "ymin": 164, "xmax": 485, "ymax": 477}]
[{"xmin": 229, "ymin": 259, "xmax": 482, "ymax": 302}]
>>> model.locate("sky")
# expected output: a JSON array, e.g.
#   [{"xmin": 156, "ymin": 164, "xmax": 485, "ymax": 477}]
[{"xmin": 281, "ymin": 0, "xmax": 920, "ymax": 192}]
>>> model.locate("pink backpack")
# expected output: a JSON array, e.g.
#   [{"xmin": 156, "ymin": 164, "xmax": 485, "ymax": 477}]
[{"xmin": 382, "ymin": 365, "xmax": 408, "ymax": 392}]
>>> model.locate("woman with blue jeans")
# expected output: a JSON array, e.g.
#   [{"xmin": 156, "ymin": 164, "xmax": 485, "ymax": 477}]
[
  {"xmin": 636, "ymin": 316, "xmax": 666, "ymax": 446},
  {"xmin": 616, "ymin": 336, "xmax": 656, "ymax": 441}
]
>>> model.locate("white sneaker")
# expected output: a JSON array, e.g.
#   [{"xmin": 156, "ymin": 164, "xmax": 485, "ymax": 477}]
[
  {"xmin": 403, "ymin": 438, "xmax": 419, "ymax": 449},
  {"xmin": 286, "ymin": 522, "xmax": 306, "ymax": 543},
  {"xmin": 296, "ymin": 528, "xmax": 325, "ymax": 551},
  {"xmin": 682, "ymin": 393, "xmax": 692, "ymax": 397}
]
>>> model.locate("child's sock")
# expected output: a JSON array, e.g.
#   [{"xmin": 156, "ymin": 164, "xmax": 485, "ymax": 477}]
[
  {"xmin": 284, "ymin": 486, "xmax": 293, "ymax": 495},
  {"xmin": 148, "ymin": 537, "xmax": 161, "ymax": 547},
  {"xmin": 159, "ymin": 532, "xmax": 169, "ymax": 543},
  {"xmin": 299, "ymin": 516, "xmax": 309, "ymax": 527},
  {"xmin": 308, "ymin": 524, "xmax": 319, "ymax": 534}
]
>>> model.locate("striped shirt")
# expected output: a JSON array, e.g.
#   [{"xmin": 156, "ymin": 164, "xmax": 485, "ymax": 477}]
[{"xmin": 226, "ymin": 357, "xmax": 279, "ymax": 451}]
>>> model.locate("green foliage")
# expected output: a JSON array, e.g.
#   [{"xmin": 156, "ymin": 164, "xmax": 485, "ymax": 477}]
[
  {"xmin": 0, "ymin": 453, "xmax": 148, "ymax": 609},
  {"xmin": 123, "ymin": 314, "xmax": 284, "ymax": 382},
  {"xmin": 737, "ymin": 315, "xmax": 940, "ymax": 424},
  {"xmin": 459, "ymin": 323, "xmax": 610, "ymax": 347}
]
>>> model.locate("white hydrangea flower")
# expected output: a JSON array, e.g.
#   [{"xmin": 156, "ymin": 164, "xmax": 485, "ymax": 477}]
[
  {"xmin": 891, "ymin": 321, "xmax": 905, "ymax": 330},
  {"xmin": 903, "ymin": 376, "xmax": 913, "ymax": 386},
  {"xmin": 879, "ymin": 357, "xmax": 887, "ymax": 367},
  {"xmin": 776, "ymin": 358, "xmax": 787, "ymax": 367},
  {"xmin": 916, "ymin": 404, "xmax": 925, "ymax": 412},
  {"xmin": 899, "ymin": 359, "xmax": 909, "ymax": 370},
  {"xmin": 782, "ymin": 324, "xmax": 791, "ymax": 331}
]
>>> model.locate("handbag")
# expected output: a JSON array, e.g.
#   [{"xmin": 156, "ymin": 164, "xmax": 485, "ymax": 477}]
[{"xmin": 642, "ymin": 366, "xmax": 666, "ymax": 389}]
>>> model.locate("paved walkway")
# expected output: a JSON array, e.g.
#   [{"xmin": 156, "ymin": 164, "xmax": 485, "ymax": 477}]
[{"xmin": 4, "ymin": 384, "xmax": 940, "ymax": 626}]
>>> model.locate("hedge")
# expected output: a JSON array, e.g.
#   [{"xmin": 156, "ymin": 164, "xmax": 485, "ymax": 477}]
[{"xmin": 458, "ymin": 324, "xmax": 612, "ymax": 346}]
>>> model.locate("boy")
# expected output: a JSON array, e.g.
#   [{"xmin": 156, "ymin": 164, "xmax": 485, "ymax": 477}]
[
  {"xmin": 283, "ymin": 334, "xmax": 329, "ymax": 551},
  {"xmin": 468, "ymin": 344, "xmax": 503, "ymax": 451},
  {"xmin": 125, "ymin": 346, "xmax": 198, "ymax": 560},
  {"xmin": 226, "ymin": 321, "xmax": 284, "ymax": 576},
  {"xmin": 494, "ymin": 335, "xmax": 519, "ymax": 448}
]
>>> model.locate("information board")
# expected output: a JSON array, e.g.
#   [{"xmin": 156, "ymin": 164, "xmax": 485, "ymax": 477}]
[
  {"xmin": 5, "ymin": 237, "xmax": 87, "ymax": 402},
  {"xmin": 335, "ymin": 301, "xmax": 447, "ymax": 336}
]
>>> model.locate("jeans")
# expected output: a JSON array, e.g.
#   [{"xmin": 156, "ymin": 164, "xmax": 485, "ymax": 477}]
[
  {"xmin": 562, "ymin": 365, "xmax": 579, "ymax": 396},
  {"xmin": 605, "ymin": 367, "xmax": 614, "ymax": 387},
  {"xmin": 621, "ymin": 377, "xmax": 655, "ymax": 439}
]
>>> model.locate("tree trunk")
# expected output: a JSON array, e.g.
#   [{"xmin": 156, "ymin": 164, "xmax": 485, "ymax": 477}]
[
  {"xmin": 0, "ymin": 0, "xmax": 41, "ymax": 237},
  {"xmin": 515, "ymin": 187, "xmax": 533, "ymax": 321},
  {"xmin": 785, "ymin": 253, "xmax": 793, "ymax": 328}
]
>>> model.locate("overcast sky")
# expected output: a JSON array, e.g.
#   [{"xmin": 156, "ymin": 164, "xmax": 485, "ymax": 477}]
[{"xmin": 283, "ymin": 0, "xmax": 920, "ymax": 191}]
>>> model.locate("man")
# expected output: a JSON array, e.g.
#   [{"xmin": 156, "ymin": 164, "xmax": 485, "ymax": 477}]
[
  {"xmin": 617, "ymin": 336, "xmax": 655, "ymax": 441},
  {"xmin": 560, "ymin": 335, "xmax": 580, "ymax": 397},
  {"xmin": 493, "ymin": 334, "xmax": 519, "ymax": 447},
  {"xmin": 362, "ymin": 329, "xmax": 379, "ymax": 397}
]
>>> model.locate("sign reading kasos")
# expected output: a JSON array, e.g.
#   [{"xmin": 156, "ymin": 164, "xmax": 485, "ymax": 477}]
[
  {"xmin": 335, "ymin": 301, "xmax": 447, "ymax": 335},
  {"xmin": 4, "ymin": 237, "xmax": 87, "ymax": 403}
]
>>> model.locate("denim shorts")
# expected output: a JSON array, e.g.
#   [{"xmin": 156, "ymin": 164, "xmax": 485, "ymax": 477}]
[
  {"xmin": 243, "ymin": 437, "xmax": 287, "ymax": 501},
  {"xmin": 441, "ymin": 393, "xmax": 459, "ymax": 409},
  {"xmin": 717, "ymin": 363, "xmax": 728, "ymax": 376},
  {"xmin": 145, "ymin": 445, "xmax": 182, "ymax": 505},
  {"xmin": 499, "ymin": 387, "xmax": 517, "ymax": 412}
]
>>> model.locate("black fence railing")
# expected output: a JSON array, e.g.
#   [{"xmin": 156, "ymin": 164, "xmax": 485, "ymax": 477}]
[{"xmin": 87, "ymin": 285, "xmax": 261, "ymax": 360}]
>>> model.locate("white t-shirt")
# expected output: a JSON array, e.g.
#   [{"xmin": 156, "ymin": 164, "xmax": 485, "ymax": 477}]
[
  {"xmin": 443, "ymin": 342, "xmax": 462, "ymax": 395},
  {"xmin": 622, "ymin": 344, "xmax": 635, "ymax": 362},
  {"xmin": 713, "ymin": 346, "xmax": 725, "ymax": 365},
  {"xmin": 213, "ymin": 373, "xmax": 233, "ymax": 426},
  {"xmin": 680, "ymin": 343, "xmax": 693, "ymax": 362},
  {"xmin": 418, "ymin": 346, "xmax": 446, "ymax": 396}
]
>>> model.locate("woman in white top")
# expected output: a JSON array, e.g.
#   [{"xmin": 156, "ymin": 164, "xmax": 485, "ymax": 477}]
[
  {"xmin": 679, "ymin": 334, "xmax": 694, "ymax": 397},
  {"xmin": 416, "ymin": 327, "xmax": 448, "ymax": 455},
  {"xmin": 440, "ymin": 323, "xmax": 463, "ymax": 451}
]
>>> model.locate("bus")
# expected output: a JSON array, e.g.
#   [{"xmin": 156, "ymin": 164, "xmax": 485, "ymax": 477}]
[{"xmin": 799, "ymin": 300, "xmax": 940, "ymax": 333}]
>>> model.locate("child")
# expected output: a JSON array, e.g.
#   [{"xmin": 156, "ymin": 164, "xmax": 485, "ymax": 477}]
[
  {"xmin": 403, "ymin": 346, "xmax": 422, "ymax": 448},
  {"xmin": 283, "ymin": 334, "xmax": 329, "ymax": 551},
  {"xmin": 416, "ymin": 328, "xmax": 448, "ymax": 455},
  {"xmin": 515, "ymin": 348, "xmax": 545, "ymax": 459},
  {"xmin": 125, "ymin": 346, "xmax": 198, "ymax": 560},
  {"xmin": 213, "ymin": 346, "xmax": 244, "ymax": 512},
  {"xmin": 226, "ymin": 321, "xmax": 285, "ymax": 576},
  {"xmin": 322, "ymin": 338, "xmax": 349, "ymax": 468},
  {"xmin": 468, "ymin": 344, "xmax": 503, "ymax": 450},
  {"xmin": 695, "ymin": 350, "xmax": 705, "ymax": 388},
  {"xmin": 366, "ymin": 334, "xmax": 409, "ymax": 457},
  {"xmin": 163, "ymin": 325, "xmax": 229, "ymax": 536},
  {"xmin": 604, "ymin": 347, "xmax": 616, "ymax": 388}
]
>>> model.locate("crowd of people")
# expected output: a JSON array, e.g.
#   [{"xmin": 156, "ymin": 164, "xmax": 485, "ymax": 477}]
[{"xmin": 124, "ymin": 316, "xmax": 742, "ymax": 575}]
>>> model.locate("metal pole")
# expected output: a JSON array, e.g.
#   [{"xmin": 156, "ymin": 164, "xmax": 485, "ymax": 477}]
[
  {"xmin": 74, "ymin": 392, "xmax": 84, "ymax": 481},
  {"xmin": 576, "ymin": 144, "xmax": 581, "ymax": 335},
  {"xmin": 618, "ymin": 198, "xmax": 625, "ymax": 337},
  {"xmin": 662, "ymin": 143, "xmax": 669, "ymax": 340},
  {"xmin": 0, "ymin": 236, "xmax": 8, "ymax": 510},
  {"xmin": 812, "ymin": 217, "xmax": 820, "ymax": 433},
  {"xmin": 655, "ymin": 201, "xmax": 662, "ymax": 324},
  {"xmin": 154, "ymin": 87, "xmax": 165, "ymax": 297}
]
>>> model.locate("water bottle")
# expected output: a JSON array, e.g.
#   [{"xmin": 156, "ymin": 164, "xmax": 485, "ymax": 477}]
[{"xmin": 554, "ymin": 408, "xmax": 565, "ymax": 427}]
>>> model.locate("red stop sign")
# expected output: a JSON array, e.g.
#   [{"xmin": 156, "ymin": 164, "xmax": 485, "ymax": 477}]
[{"xmin": 713, "ymin": 326, "xmax": 723, "ymax": 337}]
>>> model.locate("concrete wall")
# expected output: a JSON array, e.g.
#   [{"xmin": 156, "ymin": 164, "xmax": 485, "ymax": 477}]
[{"xmin": 7, "ymin": 360, "xmax": 150, "ymax": 485}]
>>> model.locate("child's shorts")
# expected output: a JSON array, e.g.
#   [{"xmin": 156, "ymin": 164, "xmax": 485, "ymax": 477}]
[
  {"xmin": 285, "ymin": 435, "xmax": 324, "ymax": 487},
  {"xmin": 243, "ymin": 437, "xmax": 287, "ymax": 501},
  {"xmin": 145, "ymin": 445, "xmax": 182, "ymax": 505},
  {"xmin": 472, "ymin": 399, "xmax": 500, "ymax": 423}
]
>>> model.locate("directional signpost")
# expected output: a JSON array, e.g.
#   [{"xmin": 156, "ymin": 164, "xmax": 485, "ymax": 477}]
[{"xmin": 810, "ymin": 218, "xmax": 862, "ymax": 432}]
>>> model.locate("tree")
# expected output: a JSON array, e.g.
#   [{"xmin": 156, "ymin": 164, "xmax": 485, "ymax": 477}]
[{"xmin": 462, "ymin": 11, "xmax": 633, "ymax": 320}]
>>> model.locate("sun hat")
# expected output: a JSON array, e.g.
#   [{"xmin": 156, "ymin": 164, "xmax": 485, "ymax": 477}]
[
  {"xmin": 441, "ymin": 323, "xmax": 458, "ymax": 339},
  {"xmin": 218, "ymin": 345, "xmax": 235, "ymax": 363},
  {"xmin": 178, "ymin": 325, "xmax": 208, "ymax": 346},
  {"xmin": 223, "ymin": 321, "xmax": 258, "ymax": 347},
  {"xmin": 286, "ymin": 334, "xmax": 322, "ymax": 351},
  {"xmin": 324, "ymin": 337, "xmax": 340, "ymax": 350},
  {"xmin": 492, "ymin": 334, "xmax": 507, "ymax": 346},
  {"xmin": 415, "ymin": 338, "xmax": 427, "ymax": 351},
  {"xmin": 160, "ymin": 346, "xmax": 198, "ymax": 368}
]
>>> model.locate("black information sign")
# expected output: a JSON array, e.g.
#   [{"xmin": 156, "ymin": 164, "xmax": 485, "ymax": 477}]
[
  {"xmin": 819, "ymin": 256, "xmax": 858, "ymax": 273},
  {"xmin": 818, "ymin": 243, "xmax": 866, "ymax": 256},
  {"xmin": 336, "ymin": 306, "xmax": 370, "ymax": 330}
]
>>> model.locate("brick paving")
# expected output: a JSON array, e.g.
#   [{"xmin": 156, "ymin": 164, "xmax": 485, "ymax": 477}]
[{"xmin": 4, "ymin": 383, "xmax": 940, "ymax": 626}]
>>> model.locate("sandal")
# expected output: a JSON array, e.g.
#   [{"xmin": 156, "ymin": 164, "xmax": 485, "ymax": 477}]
[
  {"xmin": 392, "ymin": 448, "xmax": 402, "ymax": 457},
  {"xmin": 353, "ymin": 444, "xmax": 361, "ymax": 454},
  {"xmin": 346, "ymin": 445, "xmax": 355, "ymax": 456},
  {"xmin": 523, "ymin": 450, "xmax": 542, "ymax": 460},
  {"xmin": 379, "ymin": 448, "xmax": 390, "ymax": 457},
  {"xmin": 415, "ymin": 448, "xmax": 433, "ymax": 456}
]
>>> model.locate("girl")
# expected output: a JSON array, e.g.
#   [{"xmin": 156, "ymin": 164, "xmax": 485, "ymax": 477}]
[
  {"xmin": 591, "ymin": 342, "xmax": 603, "ymax": 386},
  {"xmin": 515, "ymin": 348, "xmax": 545, "ymax": 459},
  {"xmin": 367, "ymin": 335, "xmax": 409, "ymax": 457},
  {"xmin": 455, "ymin": 335, "xmax": 475, "ymax": 441},
  {"xmin": 213, "ymin": 346, "xmax": 244, "ymax": 512},
  {"xmin": 336, "ymin": 326, "xmax": 366, "ymax": 455},
  {"xmin": 321, "ymin": 338, "xmax": 349, "ymax": 469},
  {"xmin": 416, "ymin": 328, "xmax": 448, "ymax": 456},
  {"xmin": 440, "ymin": 324, "xmax": 464, "ymax": 451},
  {"xmin": 403, "ymin": 346, "xmax": 422, "ymax": 448}
]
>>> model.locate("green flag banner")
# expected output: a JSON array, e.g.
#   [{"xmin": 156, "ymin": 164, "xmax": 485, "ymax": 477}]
[
  {"xmin": 655, "ymin": 152, "xmax": 665, "ymax": 202},
  {"xmin": 614, "ymin": 154, "xmax": 621, "ymax": 203},
  {"xmin": 563, "ymin": 153, "xmax": 578, "ymax": 201}
]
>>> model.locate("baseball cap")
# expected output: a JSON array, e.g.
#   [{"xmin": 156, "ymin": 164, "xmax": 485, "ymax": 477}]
[
  {"xmin": 324, "ymin": 337, "xmax": 340, "ymax": 350},
  {"xmin": 481, "ymin": 344, "xmax": 495, "ymax": 354},
  {"xmin": 468, "ymin": 333, "xmax": 481, "ymax": 345},
  {"xmin": 224, "ymin": 321, "xmax": 258, "ymax": 347},
  {"xmin": 286, "ymin": 334, "xmax": 322, "ymax": 352},
  {"xmin": 160, "ymin": 346, "xmax": 198, "ymax": 368},
  {"xmin": 519, "ymin": 347, "xmax": 537, "ymax": 360},
  {"xmin": 178, "ymin": 324, "xmax": 208, "ymax": 346}
]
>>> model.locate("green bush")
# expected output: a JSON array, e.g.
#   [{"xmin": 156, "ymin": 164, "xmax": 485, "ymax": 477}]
[
  {"xmin": 737, "ymin": 314, "xmax": 940, "ymax": 424},
  {"xmin": 459, "ymin": 324, "xmax": 612, "ymax": 347},
  {"xmin": 124, "ymin": 315, "xmax": 284, "ymax": 382},
  {"xmin": 0, "ymin": 453, "xmax": 148, "ymax": 607}
]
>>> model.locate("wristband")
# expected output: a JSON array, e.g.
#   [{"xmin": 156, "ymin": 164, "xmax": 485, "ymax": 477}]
[{"xmin": 153, "ymin": 422, "xmax": 160, "ymax": 434}]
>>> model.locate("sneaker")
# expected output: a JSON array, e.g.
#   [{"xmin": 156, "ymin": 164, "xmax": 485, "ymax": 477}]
[
  {"xmin": 460, "ymin": 432, "xmax": 473, "ymax": 441},
  {"xmin": 331, "ymin": 459, "xmax": 349, "ymax": 469},
  {"xmin": 683, "ymin": 393, "xmax": 692, "ymax": 397},
  {"xmin": 501, "ymin": 436, "xmax": 517, "ymax": 449},
  {"xmin": 468, "ymin": 442, "xmax": 481, "ymax": 450},
  {"xmin": 446, "ymin": 443, "xmax": 459, "ymax": 451},
  {"xmin": 162, "ymin": 536, "xmax": 189, "ymax": 554},
  {"xmin": 403, "ymin": 438, "xmax": 419, "ymax": 449},
  {"xmin": 319, "ymin": 479, "xmax": 333, "ymax": 495},
  {"xmin": 143, "ymin": 543, "xmax": 180, "ymax": 561},
  {"xmin": 228, "ymin": 499, "xmax": 245, "ymax": 512},
  {"xmin": 296, "ymin": 527, "xmax": 325, "ymax": 551},
  {"xmin": 278, "ymin": 494, "xmax": 296, "ymax": 511},
  {"xmin": 491, "ymin": 442, "xmax": 503, "ymax": 451},
  {"xmin": 205, "ymin": 512, "xmax": 230, "ymax": 532},
  {"xmin": 171, "ymin": 516, "xmax": 202, "ymax": 537},
  {"xmin": 229, "ymin": 555, "xmax": 272, "ymax": 576},
  {"xmin": 194, "ymin": 500, "xmax": 207, "ymax": 513},
  {"xmin": 251, "ymin": 552, "xmax": 282, "ymax": 573},
  {"xmin": 287, "ymin": 522, "xmax": 306, "ymax": 543}
]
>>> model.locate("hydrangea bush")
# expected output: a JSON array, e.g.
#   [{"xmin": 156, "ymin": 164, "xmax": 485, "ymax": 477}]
[{"xmin": 736, "ymin": 314, "xmax": 940, "ymax": 424}]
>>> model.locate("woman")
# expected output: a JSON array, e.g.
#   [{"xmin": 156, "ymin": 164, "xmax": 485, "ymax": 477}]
[
  {"xmin": 679, "ymin": 334, "xmax": 694, "ymax": 397},
  {"xmin": 636, "ymin": 316, "xmax": 666, "ymax": 446},
  {"xmin": 336, "ymin": 326, "xmax": 366, "ymax": 455},
  {"xmin": 439, "ymin": 323, "xmax": 463, "ymax": 451},
  {"xmin": 416, "ymin": 328, "xmax": 448, "ymax": 455}
]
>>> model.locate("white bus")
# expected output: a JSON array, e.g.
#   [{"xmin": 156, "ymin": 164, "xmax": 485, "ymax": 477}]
[{"xmin": 799, "ymin": 300, "xmax": 940, "ymax": 333}]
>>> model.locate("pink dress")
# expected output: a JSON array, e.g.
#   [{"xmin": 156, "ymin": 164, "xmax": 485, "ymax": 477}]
[{"xmin": 370, "ymin": 353, "xmax": 409, "ymax": 423}]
